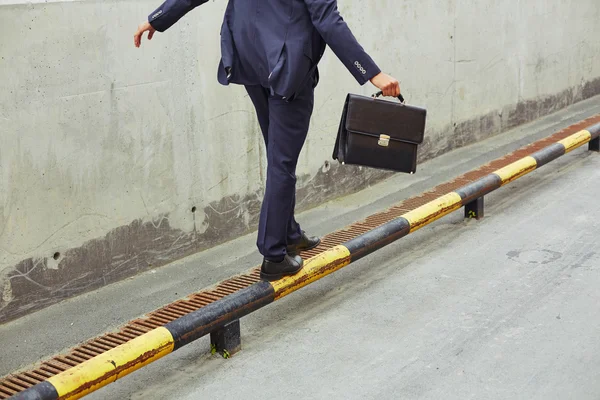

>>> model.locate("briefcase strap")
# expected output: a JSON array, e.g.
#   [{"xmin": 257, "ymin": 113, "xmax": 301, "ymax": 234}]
[{"xmin": 372, "ymin": 91, "xmax": 405, "ymax": 104}]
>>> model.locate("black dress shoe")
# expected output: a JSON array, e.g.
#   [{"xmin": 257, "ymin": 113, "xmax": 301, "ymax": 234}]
[
  {"xmin": 260, "ymin": 254, "xmax": 304, "ymax": 281},
  {"xmin": 287, "ymin": 231, "xmax": 321, "ymax": 255}
]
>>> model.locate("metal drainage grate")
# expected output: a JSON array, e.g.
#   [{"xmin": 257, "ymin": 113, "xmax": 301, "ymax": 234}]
[{"xmin": 1, "ymin": 115, "xmax": 599, "ymax": 399}]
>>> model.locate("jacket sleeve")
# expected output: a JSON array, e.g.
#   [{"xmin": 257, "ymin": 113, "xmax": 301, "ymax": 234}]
[
  {"xmin": 303, "ymin": 0, "xmax": 381, "ymax": 85},
  {"xmin": 147, "ymin": 0, "xmax": 209, "ymax": 32}
]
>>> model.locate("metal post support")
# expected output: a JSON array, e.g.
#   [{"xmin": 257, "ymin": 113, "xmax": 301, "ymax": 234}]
[
  {"xmin": 465, "ymin": 196, "xmax": 484, "ymax": 220},
  {"xmin": 210, "ymin": 320, "xmax": 241, "ymax": 358},
  {"xmin": 590, "ymin": 136, "xmax": 599, "ymax": 152}
]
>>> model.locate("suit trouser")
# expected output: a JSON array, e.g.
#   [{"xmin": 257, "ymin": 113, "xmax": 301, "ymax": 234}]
[{"xmin": 244, "ymin": 79, "xmax": 315, "ymax": 261}]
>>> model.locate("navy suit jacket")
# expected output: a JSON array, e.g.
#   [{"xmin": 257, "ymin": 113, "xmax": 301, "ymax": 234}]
[{"xmin": 148, "ymin": 0, "xmax": 381, "ymax": 99}]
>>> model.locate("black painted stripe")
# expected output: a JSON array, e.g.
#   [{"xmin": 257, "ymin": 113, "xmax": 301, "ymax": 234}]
[
  {"xmin": 343, "ymin": 217, "xmax": 411, "ymax": 262},
  {"xmin": 588, "ymin": 123, "xmax": 600, "ymax": 138},
  {"xmin": 455, "ymin": 174, "xmax": 502, "ymax": 204},
  {"xmin": 530, "ymin": 143, "xmax": 566, "ymax": 168},
  {"xmin": 166, "ymin": 280, "xmax": 275, "ymax": 350},
  {"xmin": 10, "ymin": 381, "xmax": 58, "ymax": 400}
]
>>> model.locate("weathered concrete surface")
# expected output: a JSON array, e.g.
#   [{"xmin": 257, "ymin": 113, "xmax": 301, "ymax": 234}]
[
  {"xmin": 88, "ymin": 118, "xmax": 600, "ymax": 399},
  {"xmin": 0, "ymin": 97, "xmax": 598, "ymax": 379},
  {"xmin": 1, "ymin": 0, "xmax": 600, "ymax": 322}
]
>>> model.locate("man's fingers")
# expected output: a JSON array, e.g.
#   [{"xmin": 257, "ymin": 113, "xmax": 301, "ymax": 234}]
[
  {"xmin": 390, "ymin": 81, "xmax": 398, "ymax": 97},
  {"xmin": 384, "ymin": 83, "xmax": 394, "ymax": 97},
  {"xmin": 134, "ymin": 23, "xmax": 149, "ymax": 48},
  {"xmin": 148, "ymin": 30, "xmax": 154, "ymax": 40},
  {"xmin": 134, "ymin": 28, "xmax": 142, "ymax": 47}
]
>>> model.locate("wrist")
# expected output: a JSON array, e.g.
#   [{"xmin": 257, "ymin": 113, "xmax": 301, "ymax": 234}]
[{"xmin": 369, "ymin": 72, "xmax": 382, "ymax": 83}]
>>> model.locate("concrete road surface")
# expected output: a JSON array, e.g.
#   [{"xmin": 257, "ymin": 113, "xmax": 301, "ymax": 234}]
[{"xmin": 89, "ymin": 128, "xmax": 600, "ymax": 398}]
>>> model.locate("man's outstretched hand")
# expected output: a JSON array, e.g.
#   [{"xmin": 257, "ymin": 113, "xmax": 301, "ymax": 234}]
[
  {"xmin": 134, "ymin": 22, "xmax": 156, "ymax": 48},
  {"xmin": 370, "ymin": 72, "xmax": 401, "ymax": 97}
]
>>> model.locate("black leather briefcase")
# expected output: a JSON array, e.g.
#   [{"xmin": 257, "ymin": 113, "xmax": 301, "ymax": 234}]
[{"xmin": 332, "ymin": 92, "xmax": 427, "ymax": 173}]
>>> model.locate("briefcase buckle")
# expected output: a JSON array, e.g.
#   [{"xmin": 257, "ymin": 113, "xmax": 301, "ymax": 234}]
[{"xmin": 378, "ymin": 134, "xmax": 390, "ymax": 147}]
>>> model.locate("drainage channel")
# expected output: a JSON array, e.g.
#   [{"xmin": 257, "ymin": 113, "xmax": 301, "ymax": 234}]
[{"xmin": 1, "ymin": 115, "xmax": 599, "ymax": 399}]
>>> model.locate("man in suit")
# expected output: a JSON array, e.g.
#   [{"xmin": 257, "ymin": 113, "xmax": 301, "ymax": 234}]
[{"xmin": 134, "ymin": 0, "xmax": 400, "ymax": 281}]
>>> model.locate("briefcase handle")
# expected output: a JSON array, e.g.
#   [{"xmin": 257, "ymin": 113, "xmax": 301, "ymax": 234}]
[{"xmin": 372, "ymin": 91, "xmax": 405, "ymax": 104}]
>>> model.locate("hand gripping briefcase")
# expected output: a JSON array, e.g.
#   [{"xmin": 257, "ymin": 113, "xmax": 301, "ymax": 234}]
[{"xmin": 332, "ymin": 92, "xmax": 427, "ymax": 173}]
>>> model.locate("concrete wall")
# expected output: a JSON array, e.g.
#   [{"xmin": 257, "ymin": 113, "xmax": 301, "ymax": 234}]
[{"xmin": 1, "ymin": 0, "xmax": 599, "ymax": 323}]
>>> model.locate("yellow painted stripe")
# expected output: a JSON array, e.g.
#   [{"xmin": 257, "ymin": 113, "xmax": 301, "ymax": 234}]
[
  {"xmin": 402, "ymin": 192, "xmax": 463, "ymax": 233},
  {"xmin": 558, "ymin": 129, "xmax": 591, "ymax": 153},
  {"xmin": 271, "ymin": 245, "xmax": 351, "ymax": 300},
  {"xmin": 493, "ymin": 156, "xmax": 537, "ymax": 186},
  {"xmin": 48, "ymin": 327, "xmax": 174, "ymax": 400}
]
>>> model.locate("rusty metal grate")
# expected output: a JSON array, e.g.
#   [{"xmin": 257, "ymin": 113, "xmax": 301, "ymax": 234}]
[{"xmin": 1, "ymin": 115, "xmax": 599, "ymax": 398}]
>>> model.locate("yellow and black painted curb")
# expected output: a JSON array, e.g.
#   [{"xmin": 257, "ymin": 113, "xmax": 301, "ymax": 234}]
[{"xmin": 14, "ymin": 123, "xmax": 600, "ymax": 400}]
